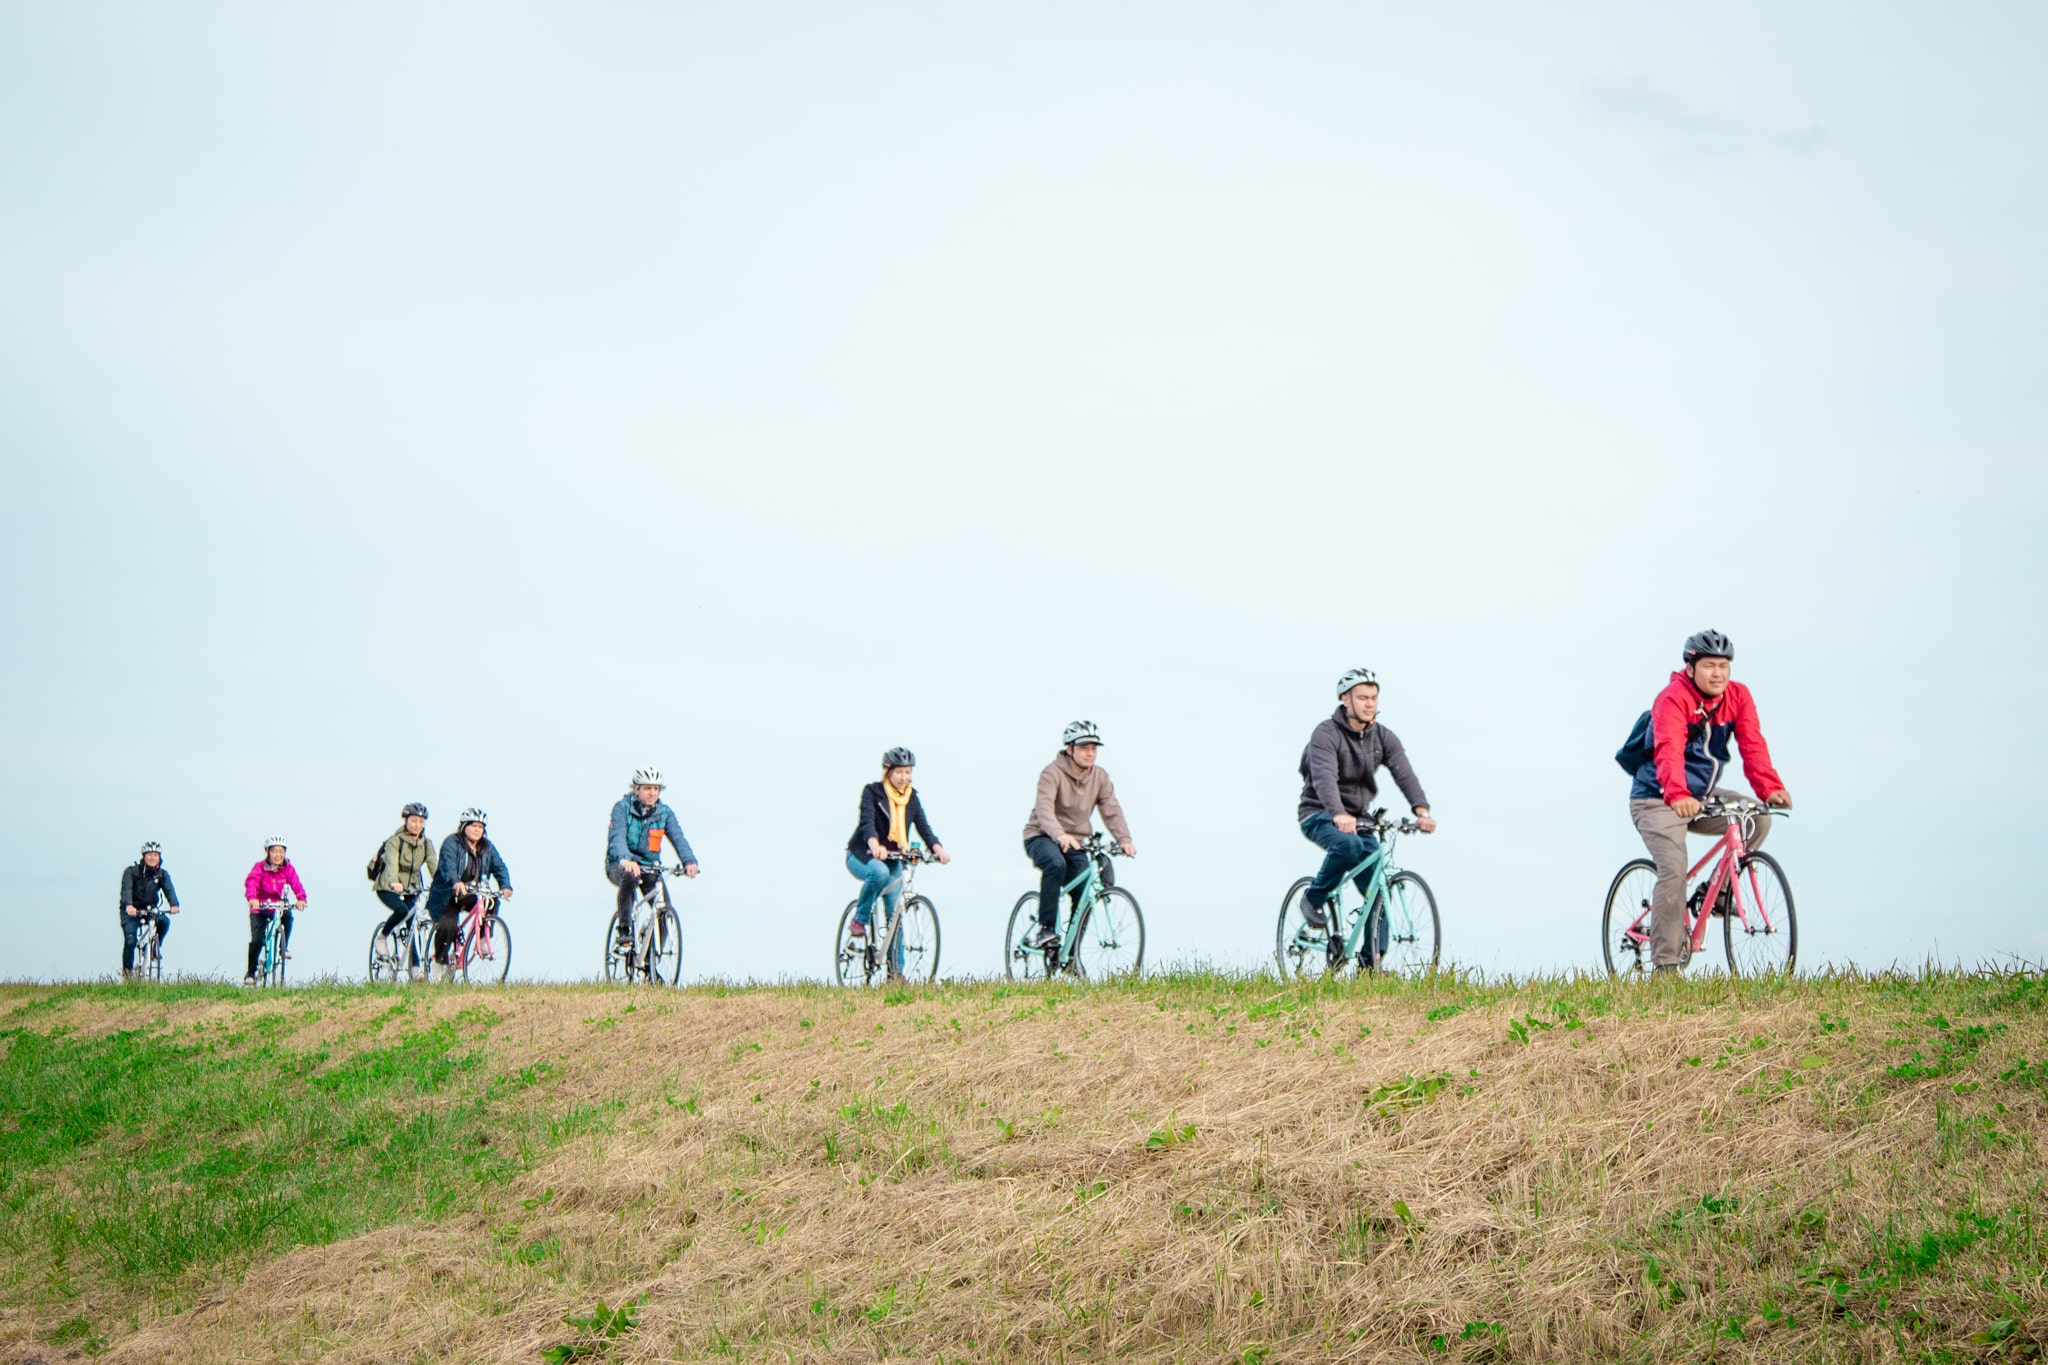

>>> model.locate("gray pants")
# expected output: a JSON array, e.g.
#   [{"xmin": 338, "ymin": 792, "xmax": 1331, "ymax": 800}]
[{"xmin": 1629, "ymin": 788, "xmax": 1771, "ymax": 967}]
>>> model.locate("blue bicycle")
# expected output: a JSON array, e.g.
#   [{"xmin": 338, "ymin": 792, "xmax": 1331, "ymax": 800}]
[
  {"xmin": 1004, "ymin": 834, "xmax": 1145, "ymax": 981},
  {"xmin": 1275, "ymin": 809, "xmax": 1439, "ymax": 980}
]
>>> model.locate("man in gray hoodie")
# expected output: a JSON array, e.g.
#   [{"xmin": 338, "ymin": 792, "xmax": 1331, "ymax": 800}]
[{"xmin": 1296, "ymin": 668, "xmax": 1436, "ymax": 930}]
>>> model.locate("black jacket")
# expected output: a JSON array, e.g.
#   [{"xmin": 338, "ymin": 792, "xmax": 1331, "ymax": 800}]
[
  {"xmin": 119, "ymin": 860, "xmax": 179, "ymax": 912},
  {"xmin": 1297, "ymin": 709, "xmax": 1430, "ymax": 823},
  {"xmin": 846, "ymin": 782, "xmax": 940, "ymax": 860}
]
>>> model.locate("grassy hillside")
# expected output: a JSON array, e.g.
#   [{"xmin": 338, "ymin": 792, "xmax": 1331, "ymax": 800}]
[{"xmin": 2, "ymin": 971, "xmax": 2044, "ymax": 1363}]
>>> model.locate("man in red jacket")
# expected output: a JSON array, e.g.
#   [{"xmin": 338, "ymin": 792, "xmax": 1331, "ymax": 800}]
[{"xmin": 1624, "ymin": 630, "xmax": 1793, "ymax": 972}]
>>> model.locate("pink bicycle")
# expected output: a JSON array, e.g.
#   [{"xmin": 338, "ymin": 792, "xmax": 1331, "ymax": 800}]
[{"xmin": 1602, "ymin": 797, "xmax": 1796, "ymax": 977}]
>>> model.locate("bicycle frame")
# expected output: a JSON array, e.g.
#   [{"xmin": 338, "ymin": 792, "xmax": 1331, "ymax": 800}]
[
  {"xmin": 1620, "ymin": 806, "xmax": 1780, "ymax": 958},
  {"xmin": 1049, "ymin": 844, "xmax": 1125, "ymax": 971},
  {"xmin": 871, "ymin": 854, "xmax": 926, "ymax": 967},
  {"xmin": 254, "ymin": 899, "xmax": 296, "ymax": 983},
  {"xmin": 449, "ymin": 887, "xmax": 502, "ymax": 974}
]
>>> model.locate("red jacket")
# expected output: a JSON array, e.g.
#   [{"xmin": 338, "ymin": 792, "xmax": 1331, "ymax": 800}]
[{"xmin": 1646, "ymin": 672, "xmax": 1786, "ymax": 805}]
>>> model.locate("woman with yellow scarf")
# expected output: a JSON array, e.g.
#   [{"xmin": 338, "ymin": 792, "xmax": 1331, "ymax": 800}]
[{"xmin": 845, "ymin": 746, "xmax": 950, "ymax": 978}]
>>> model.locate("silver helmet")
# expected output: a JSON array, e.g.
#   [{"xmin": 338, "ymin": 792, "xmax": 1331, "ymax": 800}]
[
  {"xmin": 1336, "ymin": 667, "xmax": 1378, "ymax": 698},
  {"xmin": 1062, "ymin": 720, "xmax": 1104, "ymax": 747}
]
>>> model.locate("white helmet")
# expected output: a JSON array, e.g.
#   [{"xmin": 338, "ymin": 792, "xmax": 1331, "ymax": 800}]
[
  {"xmin": 631, "ymin": 766, "xmax": 664, "ymax": 787},
  {"xmin": 458, "ymin": 808, "xmax": 487, "ymax": 826},
  {"xmin": 263, "ymin": 836, "xmax": 287, "ymax": 852},
  {"xmin": 1336, "ymin": 667, "xmax": 1378, "ymax": 698},
  {"xmin": 1062, "ymin": 720, "xmax": 1104, "ymax": 747},
  {"xmin": 140, "ymin": 841, "xmax": 162, "ymax": 856}
]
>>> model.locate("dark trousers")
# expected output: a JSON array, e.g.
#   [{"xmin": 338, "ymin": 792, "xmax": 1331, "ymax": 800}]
[
  {"xmin": 375, "ymin": 889, "xmax": 418, "ymax": 936},
  {"xmin": 121, "ymin": 910, "xmax": 170, "ymax": 971},
  {"xmin": 610, "ymin": 864, "xmax": 664, "ymax": 937},
  {"xmin": 433, "ymin": 896, "xmax": 474, "ymax": 964},
  {"xmin": 1025, "ymin": 835, "xmax": 1091, "ymax": 930},
  {"xmin": 246, "ymin": 909, "xmax": 293, "ymax": 977}
]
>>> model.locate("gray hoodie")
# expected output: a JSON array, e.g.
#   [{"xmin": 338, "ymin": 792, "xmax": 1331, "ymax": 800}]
[{"xmin": 1297, "ymin": 708, "xmax": 1429, "ymax": 823}]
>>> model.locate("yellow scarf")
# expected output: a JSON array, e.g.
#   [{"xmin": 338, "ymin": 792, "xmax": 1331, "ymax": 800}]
[{"xmin": 884, "ymin": 782, "xmax": 913, "ymax": 849}]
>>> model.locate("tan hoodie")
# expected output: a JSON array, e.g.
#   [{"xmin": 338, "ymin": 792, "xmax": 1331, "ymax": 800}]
[{"xmin": 1022, "ymin": 752, "xmax": 1133, "ymax": 843}]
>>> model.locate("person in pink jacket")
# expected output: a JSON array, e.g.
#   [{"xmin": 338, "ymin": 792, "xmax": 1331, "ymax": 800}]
[{"xmin": 243, "ymin": 836, "xmax": 310, "ymax": 983}]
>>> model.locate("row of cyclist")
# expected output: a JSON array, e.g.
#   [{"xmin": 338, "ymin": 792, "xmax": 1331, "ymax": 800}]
[{"xmin": 115, "ymin": 630, "xmax": 1796, "ymax": 984}]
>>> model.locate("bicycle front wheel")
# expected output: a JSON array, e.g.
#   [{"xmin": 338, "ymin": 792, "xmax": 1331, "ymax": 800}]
[
  {"xmin": 1004, "ymin": 892, "xmax": 1051, "ymax": 981},
  {"xmin": 603, "ymin": 910, "xmax": 631, "ymax": 983},
  {"xmin": 1724, "ymin": 852, "xmax": 1796, "ymax": 977},
  {"xmin": 644, "ymin": 908, "xmax": 683, "ymax": 985},
  {"xmin": 1378, "ymin": 872, "xmax": 1440, "ymax": 976},
  {"xmin": 461, "ymin": 914, "xmax": 513, "ymax": 984},
  {"xmin": 1602, "ymin": 858, "xmax": 1657, "ymax": 977},
  {"xmin": 1073, "ymin": 888, "xmax": 1143, "ymax": 980},
  {"xmin": 897, "ymin": 895, "xmax": 941, "ymax": 984}
]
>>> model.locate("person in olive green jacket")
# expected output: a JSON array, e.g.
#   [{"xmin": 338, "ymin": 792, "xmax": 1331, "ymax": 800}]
[{"xmin": 372, "ymin": 802, "xmax": 437, "ymax": 959}]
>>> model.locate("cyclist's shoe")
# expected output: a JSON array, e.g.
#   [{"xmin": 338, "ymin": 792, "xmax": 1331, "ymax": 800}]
[
  {"xmin": 1653, "ymin": 963, "xmax": 1680, "ymax": 976},
  {"xmin": 242, "ymin": 974, "xmax": 257, "ymax": 986},
  {"xmin": 1299, "ymin": 896, "xmax": 1329, "ymax": 931},
  {"xmin": 849, "ymin": 920, "xmax": 867, "ymax": 939},
  {"xmin": 1025, "ymin": 924, "xmax": 1059, "ymax": 950},
  {"xmin": 282, "ymin": 949, "xmax": 293, "ymax": 960}
]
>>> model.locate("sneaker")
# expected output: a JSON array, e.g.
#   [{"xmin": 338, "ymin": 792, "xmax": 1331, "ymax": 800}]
[
  {"xmin": 849, "ymin": 920, "xmax": 867, "ymax": 938},
  {"xmin": 282, "ymin": 949, "xmax": 292, "ymax": 960},
  {"xmin": 1653, "ymin": 964, "xmax": 1680, "ymax": 976},
  {"xmin": 1025, "ymin": 924, "xmax": 1058, "ymax": 950},
  {"xmin": 375, "ymin": 932, "xmax": 394, "ymax": 959},
  {"xmin": 243, "ymin": 974, "xmax": 257, "ymax": 986},
  {"xmin": 1299, "ymin": 897, "xmax": 1329, "ymax": 931}
]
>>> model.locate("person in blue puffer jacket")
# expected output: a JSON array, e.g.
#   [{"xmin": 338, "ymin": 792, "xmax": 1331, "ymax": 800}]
[
  {"xmin": 426, "ymin": 808, "xmax": 512, "ymax": 982},
  {"xmin": 607, "ymin": 766, "xmax": 700, "ymax": 957}
]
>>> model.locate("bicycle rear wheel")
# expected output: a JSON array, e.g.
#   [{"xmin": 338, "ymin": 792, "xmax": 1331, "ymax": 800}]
[
  {"xmin": 834, "ymin": 899, "xmax": 882, "ymax": 987},
  {"xmin": 896, "ymin": 895, "xmax": 941, "ymax": 984},
  {"xmin": 644, "ymin": 908, "xmax": 683, "ymax": 985},
  {"xmin": 1378, "ymin": 872, "xmax": 1440, "ymax": 975},
  {"xmin": 1724, "ymin": 852, "xmax": 1796, "ymax": 977},
  {"xmin": 1275, "ymin": 877, "xmax": 1345, "ymax": 981},
  {"xmin": 368, "ymin": 923, "xmax": 398, "ymax": 984},
  {"xmin": 1074, "ymin": 888, "xmax": 1142, "ymax": 980},
  {"xmin": 603, "ymin": 908, "xmax": 632, "ymax": 982},
  {"xmin": 1602, "ymin": 859, "xmax": 1657, "ymax": 977},
  {"xmin": 461, "ymin": 914, "xmax": 513, "ymax": 984},
  {"xmin": 1004, "ymin": 892, "xmax": 1052, "ymax": 981}
]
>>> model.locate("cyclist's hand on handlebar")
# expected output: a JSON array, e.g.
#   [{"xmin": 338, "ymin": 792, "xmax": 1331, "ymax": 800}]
[
  {"xmin": 247, "ymin": 898, "xmax": 259, "ymax": 911},
  {"xmin": 620, "ymin": 859, "xmax": 642, "ymax": 877},
  {"xmin": 1119, "ymin": 838, "xmax": 1135, "ymax": 857},
  {"xmin": 1766, "ymin": 789, "xmax": 1794, "ymax": 808},
  {"xmin": 125, "ymin": 905, "xmax": 138, "ymax": 917},
  {"xmin": 1057, "ymin": 833, "xmax": 1081, "ymax": 852},
  {"xmin": 1671, "ymin": 796, "xmax": 1703, "ymax": 820},
  {"xmin": 683, "ymin": 862, "xmax": 700, "ymax": 879},
  {"xmin": 454, "ymin": 881, "xmax": 469, "ymax": 896},
  {"xmin": 868, "ymin": 838, "xmax": 890, "ymax": 861},
  {"xmin": 933, "ymin": 845, "xmax": 951, "ymax": 865},
  {"xmin": 1415, "ymin": 811, "xmax": 1438, "ymax": 834},
  {"xmin": 1333, "ymin": 813, "xmax": 1359, "ymax": 835},
  {"xmin": 499, "ymin": 888, "xmax": 512, "ymax": 898}
]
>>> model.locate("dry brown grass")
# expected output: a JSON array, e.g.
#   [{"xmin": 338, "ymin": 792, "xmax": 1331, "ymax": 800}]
[{"xmin": 4, "ymin": 970, "xmax": 2046, "ymax": 1363}]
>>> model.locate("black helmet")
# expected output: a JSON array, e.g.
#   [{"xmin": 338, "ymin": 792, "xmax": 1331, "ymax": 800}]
[
  {"xmin": 881, "ymin": 746, "xmax": 916, "ymax": 769},
  {"xmin": 401, "ymin": 801, "xmax": 429, "ymax": 819},
  {"xmin": 1682, "ymin": 629, "xmax": 1734, "ymax": 665}
]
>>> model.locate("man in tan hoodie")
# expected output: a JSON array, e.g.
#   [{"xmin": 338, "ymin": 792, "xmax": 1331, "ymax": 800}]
[{"xmin": 1020, "ymin": 720, "xmax": 1137, "ymax": 948}]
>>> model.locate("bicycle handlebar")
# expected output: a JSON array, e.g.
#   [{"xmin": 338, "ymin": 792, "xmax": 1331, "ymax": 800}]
[
  {"xmin": 1078, "ymin": 833, "xmax": 1128, "ymax": 856},
  {"xmin": 884, "ymin": 847, "xmax": 940, "ymax": 865}
]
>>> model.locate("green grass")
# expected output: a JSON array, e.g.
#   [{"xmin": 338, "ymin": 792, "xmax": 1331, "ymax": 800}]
[{"xmin": 0, "ymin": 986, "xmax": 578, "ymax": 1316}]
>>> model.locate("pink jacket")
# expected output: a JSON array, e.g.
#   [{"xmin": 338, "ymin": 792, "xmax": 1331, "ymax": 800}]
[{"xmin": 244, "ymin": 859, "xmax": 308, "ymax": 907}]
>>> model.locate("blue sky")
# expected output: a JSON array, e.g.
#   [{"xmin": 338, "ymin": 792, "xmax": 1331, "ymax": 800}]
[{"xmin": 3, "ymin": 2, "xmax": 2043, "ymax": 983}]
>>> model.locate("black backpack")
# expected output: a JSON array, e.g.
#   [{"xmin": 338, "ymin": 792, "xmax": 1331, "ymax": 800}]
[
  {"xmin": 1614, "ymin": 710, "xmax": 1655, "ymax": 775},
  {"xmin": 366, "ymin": 838, "xmax": 390, "ymax": 884}
]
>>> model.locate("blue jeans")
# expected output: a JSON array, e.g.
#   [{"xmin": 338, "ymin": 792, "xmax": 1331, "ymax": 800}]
[
  {"xmin": 846, "ymin": 851, "xmax": 907, "ymax": 974},
  {"xmin": 1301, "ymin": 813, "xmax": 1387, "ymax": 957}
]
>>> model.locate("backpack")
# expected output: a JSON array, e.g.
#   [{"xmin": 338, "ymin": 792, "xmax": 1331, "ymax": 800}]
[
  {"xmin": 1614, "ymin": 709, "xmax": 1655, "ymax": 775},
  {"xmin": 366, "ymin": 839, "xmax": 389, "ymax": 884}
]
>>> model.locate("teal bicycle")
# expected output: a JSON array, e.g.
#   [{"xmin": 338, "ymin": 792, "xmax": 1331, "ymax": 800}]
[
  {"xmin": 1275, "ymin": 809, "xmax": 1439, "ymax": 980},
  {"xmin": 1004, "ymin": 834, "xmax": 1145, "ymax": 980},
  {"xmin": 250, "ymin": 898, "xmax": 298, "ymax": 987}
]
